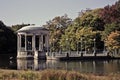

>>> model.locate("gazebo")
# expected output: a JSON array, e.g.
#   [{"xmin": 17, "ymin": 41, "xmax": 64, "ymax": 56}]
[{"xmin": 17, "ymin": 25, "xmax": 49, "ymax": 59}]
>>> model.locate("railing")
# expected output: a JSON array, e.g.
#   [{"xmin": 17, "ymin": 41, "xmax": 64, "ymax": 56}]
[{"xmin": 47, "ymin": 51, "xmax": 109, "ymax": 57}]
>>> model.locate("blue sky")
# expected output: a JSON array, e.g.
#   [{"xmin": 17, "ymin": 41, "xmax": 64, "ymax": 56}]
[{"xmin": 0, "ymin": 0, "xmax": 118, "ymax": 26}]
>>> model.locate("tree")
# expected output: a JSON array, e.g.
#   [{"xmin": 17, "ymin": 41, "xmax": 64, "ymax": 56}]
[
  {"xmin": 60, "ymin": 25, "xmax": 103, "ymax": 52},
  {"xmin": 60, "ymin": 25, "xmax": 78, "ymax": 51},
  {"xmin": 100, "ymin": 0, "xmax": 120, "ymax": 24},
  {"xmin": 103, "ymin": 23, "xmax": 120, "ymax": 39},
  {"xmin": 76, "ymin": 8, "xmax": 104, "ymax": 31},
  {"xmin": 76, "ymin": 27, "xmax": 103, "ymax": 51},
  {"xmin": 0, "ymin": 21, "xmax": 17, "ymax": 54},
  {"xmin": 100, "ymin": 0, "xmax": 120, "ymax": 51},
  {"xmin": 11, "ymin": 23, "xmax": 31, "ymax": 32},
  {"xmin": 44, "ymin": 14, "xmax": 73, "ymax": 51},
  {"xmin": 106, "ymin": 31, "xmax": 120, "ymax": 51},
  {"xmin": 59, "ymin": 9, "xmax": 105, "ymax": 51}
]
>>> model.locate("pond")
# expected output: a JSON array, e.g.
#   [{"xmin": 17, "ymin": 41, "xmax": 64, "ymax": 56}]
[{"xmin": 0, "ymin": 54, "xmax": 120, "ymax": 74}]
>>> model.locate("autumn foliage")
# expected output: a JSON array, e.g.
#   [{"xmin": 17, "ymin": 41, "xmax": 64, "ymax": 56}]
[{"xmin": 106, "ymin": 31, "xmax": 120, "ymax": 50}]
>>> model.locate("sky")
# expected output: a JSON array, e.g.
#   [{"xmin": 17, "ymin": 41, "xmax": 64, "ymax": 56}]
[{"xmin": 0, "ymin": 0, "xmax": 118, "ymax": 26}]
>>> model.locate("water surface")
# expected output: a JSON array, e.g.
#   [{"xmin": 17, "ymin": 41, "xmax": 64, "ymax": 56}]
[{"xmin": 0, "ymin": 54, "xmax": 120, "ymax": 74}]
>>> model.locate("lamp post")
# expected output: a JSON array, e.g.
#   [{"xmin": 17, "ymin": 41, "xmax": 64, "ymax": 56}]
[
  {"xmin": 81, "ymin": 36, "xmax": 84, "ymax": 56},
  {"xmin": 49, "ymin": 39, "xmax": 52, "ymax": 56},
  {"xmin": 81, "ymin": 38, "xmax": 82, "ymax": 54},
  {"xmin": 52, "ymin": 38, "xmax": 55, "ymax": 57},
  {"xmin": 66, "ymin": 38, "xmax": 68, "ymax": 52},
  {"xmin": 69, "ymin": 39, "xmax": 71, "ymax": 54},
  {"xmin": 85, "ymin": 41, "xmax": 87, "ymax": 54},
  {"xmin": 77, "ymin": 41, "xmax": 79, "ymax": 54},
  {"xmin": 103, "ymin": 40, "xmax": 106, "ymax": 53},
  {"xmin": 93, "ymin": 38, "xmax": 96, "ymax": 56},
  {"xmin": 53, "ymin": 38, "xmax": 55, "ymax": 52}
]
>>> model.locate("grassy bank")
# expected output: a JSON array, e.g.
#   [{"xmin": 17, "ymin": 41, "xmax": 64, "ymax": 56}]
[{"xmin": 0, "ymin": 69, "xmax": 120, "ymax": 80}]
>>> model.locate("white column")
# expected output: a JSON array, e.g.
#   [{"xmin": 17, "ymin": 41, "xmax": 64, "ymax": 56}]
[
  {"xmin": 39, "ymin": 35, "xmax": 41, "ymax": 51},
  {"xmin": 17, "ymin": 34, "xmax": 21, "ymax": 57},
  {"xmin": 46, "ymin": 35, "xmax": 49, "ymax": 52},
  {"xmin": 45, "ymin": 35, "xmax": 47, "ymax": 48},
  {"xmin": 25, "ymin": 34, "xmax": 27, "ymax": 51},
  {"xmin": 17, "ymin": 34, "xmax": 20, "ymax": 51},
  {"xmin": 32, "ymin": 34, "xmax": 35, "ymax": 51},
  {"xmin": 41, "ymin": 34, "xmax": 43, "ymax": 51},
  {"xmin": 19, "ymin": 34, "xmax": 21, "ymax": 51}
]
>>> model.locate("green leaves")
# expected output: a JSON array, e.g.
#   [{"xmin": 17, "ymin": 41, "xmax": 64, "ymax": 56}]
[
  {"xmin": 45, "ymin": 0, "xmax": 120, "ymax": 51},
  {"xmin": 11, "ymin": 23, "xmax": 31, "ymax": 32}
]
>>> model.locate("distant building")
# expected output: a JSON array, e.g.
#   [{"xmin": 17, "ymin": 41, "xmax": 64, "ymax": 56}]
[{"xmin": 17, "ymin": 25, "xmax": 49, "ymax": 59}]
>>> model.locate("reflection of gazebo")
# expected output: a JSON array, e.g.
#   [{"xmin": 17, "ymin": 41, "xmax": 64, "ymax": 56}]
[{"xmin": 17, "ymin": 25, "xmax": 49, "ymax": 59}]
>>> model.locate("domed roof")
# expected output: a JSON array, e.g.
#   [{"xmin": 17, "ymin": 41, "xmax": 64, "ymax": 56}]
[{"xmin": 17, "ymin": 25, "xmax": 48, "ymax": 32}]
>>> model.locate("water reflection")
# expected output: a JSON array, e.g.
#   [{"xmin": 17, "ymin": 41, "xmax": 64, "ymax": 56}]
[
  {"xmin": 17, "ymin": 59, "xmax": 120, "ymax": 74},
  {"xmin": 0, "ymin": 55, "xmax": 17, "ymax": 69},
  {"xmin": 17, "ymin": 59, "xmax": 46, "ymax": 70},
  {"xmin": 0, "ymin": 54, "xmax": 120, "ymax": 74}
]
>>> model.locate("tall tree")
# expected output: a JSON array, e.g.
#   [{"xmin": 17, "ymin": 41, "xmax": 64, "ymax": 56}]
[
  {"xmin": 76, "ymin": 8, "xmax": 105, "ymax": 31},
  {"xmin": 0, "ymin": 21, "xmax": 17, "ymax": 54},
  {"xmin": 60, "ymin": 25, "xmax": 78, "ymax": 51},
  {"xmin": 100, "ymin": 0, "xmax": 120, "ymax": 24},
  {"xmin": 44, "ymin": 14, "xmax": 72, "ymax": 51},
  {"xmin": 100, "ymin": 0, "xmax": 120, "ymax": 44}
]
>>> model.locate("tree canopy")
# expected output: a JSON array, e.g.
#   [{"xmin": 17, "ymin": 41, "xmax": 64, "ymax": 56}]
[
  {"xmin": 0, "ymin": 21, "xmax": 17, "ymax": 54},
  {"xmin": 44, "ymin": 0, "xmax": 120, "ymax": 52},
  {"xmin": 106, "ymin": 31, "xmax": 120, "ymax": 50}
]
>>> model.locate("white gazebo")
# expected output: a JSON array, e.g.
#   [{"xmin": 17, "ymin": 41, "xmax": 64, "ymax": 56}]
[{"xmin": 17, "ymin": 25, "xmax": 49, "ymax": 59}]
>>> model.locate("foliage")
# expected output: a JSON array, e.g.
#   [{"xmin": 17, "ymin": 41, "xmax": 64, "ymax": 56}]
[
  {"xmin": 44, "ymin": 4, "xmax": 119, "ymax": 52},
  {"xmin": 60, "ymin": 25, "xmax": 78, "ymax": 51},
  {"xmin": 11, "ymin": 23, "xmax": 31, "ymax": 32},
  {"xmin": 44, "ymin": 14, "xmax": 72, "ymax": 51},
  {"xmin": 76, "ymin": 27, "xmax": 96, "ymax": 50},
  {"xmin": 76, "ymin": 27, "xmax": 104, "ymax": 50},
  {"xmin": 0, "ymin": 21, "xmax": 17, "ymax": 53},
  {"xmin": 106, "ymin": 31, "xmax": 120, "ymax": 50},
  {"xmin": 100, "ymin": 0, "xmax": 120, "ymax": 24},
  {"xmin": 103, "ymin": 23, "xmax": 120, "ymax": 39},
  {"xmin": 100, "ymin": 0, "xmax": 120, "ymax": 51},
  {"xmin": 77, "ymin": 8, "xmax": 105, "ymax": 31},
  {"xmin": 60, "ymin": 25, "xmax": 104, "ymax": 51}
]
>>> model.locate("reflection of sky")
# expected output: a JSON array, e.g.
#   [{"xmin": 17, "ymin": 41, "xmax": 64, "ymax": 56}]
[{"xmin": 0, "ymin": 0, "xmax": 118, "ymax": 26}]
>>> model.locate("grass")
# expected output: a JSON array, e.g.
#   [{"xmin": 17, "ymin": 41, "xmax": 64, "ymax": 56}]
[{"xmin": 0, "ymin": 69, "xmax": 120, "ymax": 80}]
